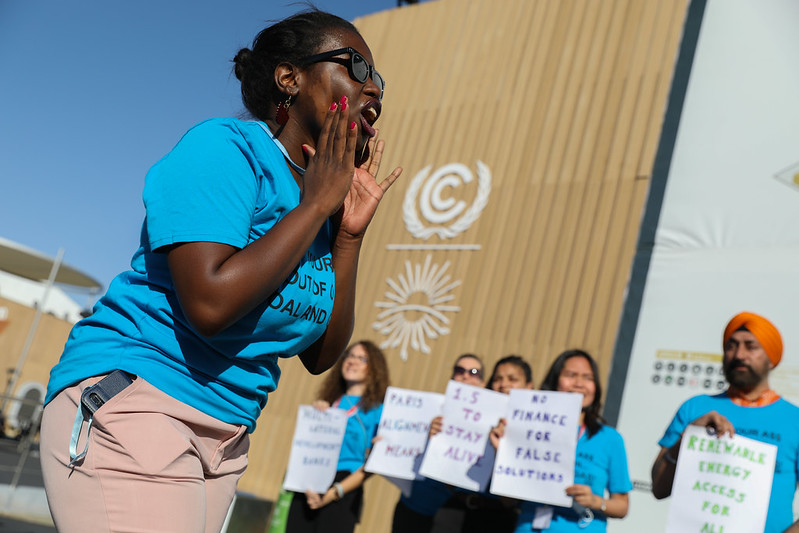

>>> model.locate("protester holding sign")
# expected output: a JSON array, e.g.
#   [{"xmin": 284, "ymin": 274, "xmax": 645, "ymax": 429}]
[
  {"xmin": 392, "ymin": 354, "xmax": 485, "ymax": 533},
  {"xmin": 487, "ymin": 355, "xmax": 535, "ymax": 395},
  {"xmin": 438, "ymin": 355, "xmax": 535, "ymax": 533},
  {"xmin": 494, "ymin": 350, "xmax": 631, "ymax": 532},
  {"xmin": 286, "ymin": 340, "xmax": 390, "ymax": 533},
  {"xmin": 651, "ymin": 312, "xmax": 799, "ymax": 533},
  {"xmin": 664, "ymin": 425, "xmax": 777, "ymax": 533}
]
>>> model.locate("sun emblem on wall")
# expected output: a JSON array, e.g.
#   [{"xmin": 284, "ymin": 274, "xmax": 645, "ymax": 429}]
[{"xmin": 372, "ymin": 255, "xmax": 461, "ymax": 361}]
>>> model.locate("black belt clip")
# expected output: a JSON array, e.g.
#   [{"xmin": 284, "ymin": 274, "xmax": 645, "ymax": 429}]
[{"xmin": 80, "ymin": 370, "xmax": 135, "ymax": 417}]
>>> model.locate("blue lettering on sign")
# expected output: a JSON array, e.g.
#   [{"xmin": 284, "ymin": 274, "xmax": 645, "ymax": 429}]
[
  {"xmin": 308, "ymin": 424, "xmax": 342, "ymax": 435},
  {"xmin": 444, "ymin": 445, "xmax": 481, "ymax": 463},
  {"xmin": 385, "ymin": 445, "xmax": 424, "ymax": 458},
  {"xmin": 302, "ymin": 456, "xmax": 331, "ymax": 466},
  {"xmin": 380, "ymin": 418, "xmax": 430, "ymax": 433},
  {"xmin": 444, "ymin": 424, "xmax": 483, "ymax": 443},
  {"xmin": 388, "ymin": 392, "xmax": 424, "ymax": 408},
  {"xmin": 514, "ymin": 447, "xmax": 562, "ymax": 463},
  {"xmin": 510, "ymin": 409, "xmax": 567, "ymax": 426},
  {"xmin": 494, "ymin": 464, "xmax": 564, "ymax": 482}
]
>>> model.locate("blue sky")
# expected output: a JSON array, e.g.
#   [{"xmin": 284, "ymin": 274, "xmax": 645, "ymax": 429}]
[{"xmin": 0, "ymin": 0, "xmax": 422, "ymax": 307}]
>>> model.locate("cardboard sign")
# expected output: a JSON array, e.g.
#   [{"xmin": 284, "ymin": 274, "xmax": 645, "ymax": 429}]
[
  {"xmin": 282, "ymin": 405, "xmax": 348, "ymax": 493},
  {"xmin": 490, "ymin": 389, "xmax": 582, "ymax": 507},
  {"xmin": 365, "ymin": 387, "xmax": 445, "ymax": 481},
  {"xmin": 665, "ymin": 425, "xmax": 776, "ymax": 533},
  {"xmin": 419, "ymin": 381, "xmax": 509, "ymax": 492}
]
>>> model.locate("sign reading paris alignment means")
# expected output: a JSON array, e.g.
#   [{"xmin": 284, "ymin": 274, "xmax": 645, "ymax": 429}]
[
  {"xmin": 373, "ymin": 162, "xmax": 492, "ymax": 360},
  {"xmin": 365, "ymin": 387, "xmax": 445, "ymax": 481}
]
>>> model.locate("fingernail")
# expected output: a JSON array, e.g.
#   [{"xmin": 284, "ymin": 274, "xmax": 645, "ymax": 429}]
[
  {"xmin": 330, "ymin": 102, "xmax": 337, "ymax": 111},
  {"xmin": 341, "ymin": 100, "xmax": 347, "ymax": 111},
  {"xmin": 350, "ymin": 121, "xmax": 356, "ymax": 130},
  {"xmin": 301, "ymin": 145, "xmax": 310, "ymax": 154},
  {"xmin": 340, "ymin": 95, "xmax": 347, "ymax": 105}
]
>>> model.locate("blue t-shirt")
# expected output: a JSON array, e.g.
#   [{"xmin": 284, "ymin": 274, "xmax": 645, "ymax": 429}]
[
  {"xmin": 659, "ymin": 393, "xmax": 799, "ymax": 533},
  {"xmin": 336, "ymin": 395, "xmax": 383, "ymax": 473},
  {"xmin": 515, "ymin": 424, "xmax": 632, "ymax": 533},
  {"xmin": 400, "ymin": 477, "xmax": 453, "ymax": 516},
  {"xmin": 46, "ymin": 118, "xmax": 336, "ymax": 432}
]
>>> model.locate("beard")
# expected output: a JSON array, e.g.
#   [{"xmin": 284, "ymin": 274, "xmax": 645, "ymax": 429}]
[{"xmin": 723, "ymin": 360, "xmax": 765, "ymax": 391}]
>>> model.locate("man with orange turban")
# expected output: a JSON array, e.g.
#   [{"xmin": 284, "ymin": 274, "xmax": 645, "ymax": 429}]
[{"xmin": 651, "ymin": 312, "xmax": 799, "ymax": 533}]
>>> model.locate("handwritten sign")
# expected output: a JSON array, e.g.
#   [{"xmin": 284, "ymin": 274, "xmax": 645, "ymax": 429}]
[
  {"xmin": 490, "ymin": 389, "xmax": 582, "ymax": 507},
  {"xmin": 365, "ymin": 387, "xmax": 445, "ymax": 480},
  {"xmin": 665, "ymin": 425, "xmax": 776, "ymax": 533},
  {"xmin": 282, "ymin": 405, "xmax": 348, "ymax": 493},
  {"xmin": 419, "ymin": 381, "xmax": 509, "ymax": 492}
]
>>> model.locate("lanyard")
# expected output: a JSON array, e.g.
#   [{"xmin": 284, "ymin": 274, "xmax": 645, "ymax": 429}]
[
  {"xmin": 333, "ymin": 396, "xmax": 370, "ymax": 461},
  {"xmin": 333, "ymin": 396, "xmax": 360, "ymax": 417},
  {"xmin": 255, "ymin": 122, "xmax": 306, "ymax": 175}
]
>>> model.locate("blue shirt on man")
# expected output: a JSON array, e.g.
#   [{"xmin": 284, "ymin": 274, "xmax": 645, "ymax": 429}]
[{"xmin": 659, "ymin": 392, "xmax": 799, "ymax": 533}]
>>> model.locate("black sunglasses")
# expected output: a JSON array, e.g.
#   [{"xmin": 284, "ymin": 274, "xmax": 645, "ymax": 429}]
[
  {"xmin": 299, "ymin": 47, "xmax": 385, "ymax": 100},
  {"xmin": 452, "ymin": 365, "xmax": 482, "ymax": 378}
]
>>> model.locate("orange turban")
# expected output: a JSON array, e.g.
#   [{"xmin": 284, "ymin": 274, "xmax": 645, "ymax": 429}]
[{"xmin": 723, "ymin": 312, "xmax": 783, "ymax": 367}]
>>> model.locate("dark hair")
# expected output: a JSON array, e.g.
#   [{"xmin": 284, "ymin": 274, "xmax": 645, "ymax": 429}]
[
  {"xmin": 317, "ymin": 340, "xmax": 390, "ymax": 412},
  {"xmin": 232, "ymin": 9, "xmax": 360, "ymax": 121},
  {"xmin": 454, "ymin": 353, "xmax": 483, "ymax": 373},
  {"xmin": 540, "ymin": 349, "xmax": 604, "ymax": 438},
  {"xmin": 485, "ymin": 355, "xmax": 533, "ymax": 389}
]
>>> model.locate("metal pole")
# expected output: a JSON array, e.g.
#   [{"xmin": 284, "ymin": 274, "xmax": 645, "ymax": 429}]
[{"xmin": 1, "ymin": 248, "xmax": 64, "ymax": 412}]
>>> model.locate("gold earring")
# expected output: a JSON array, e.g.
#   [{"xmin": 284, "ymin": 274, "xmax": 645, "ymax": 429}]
[{"xmin": 276, "ymin": 95, "xmax": 292, "ymax": 126}]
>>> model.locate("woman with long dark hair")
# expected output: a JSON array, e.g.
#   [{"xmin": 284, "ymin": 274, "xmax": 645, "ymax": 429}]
[
  {"xmin": 287, "ymin": 340, "xmax": 390, "ymax": 533},
  {"xmin": 513, "ymin": 349, "xmax": 632, "ymax": 532}
]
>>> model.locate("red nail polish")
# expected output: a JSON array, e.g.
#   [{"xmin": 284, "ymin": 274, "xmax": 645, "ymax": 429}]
[
  {"xmin": 301, "ymin": 145, "xmax": 310, "ymax": 154},
  {"xmin": 341, "ymin": 101, "xmax": 347, "ymax": 111},
  {"xmin": 330, "ymin": 102, "xmax": 337, "ymax": 111},
  {"xmin": 350, "ymin": 121, "xmax": 356, "ymax": 130},
  {"xmin": 340, "ymin": 95, "xmax": 347, "ymax": 105}
]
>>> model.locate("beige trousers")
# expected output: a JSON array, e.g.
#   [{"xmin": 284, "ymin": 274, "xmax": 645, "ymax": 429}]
[{"xmin": 40, "ymin": 374, "xmax": 249, "ymax": 533}]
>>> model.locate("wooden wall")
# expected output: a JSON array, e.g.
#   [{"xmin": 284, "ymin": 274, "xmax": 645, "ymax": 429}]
[
  {"xmin": 238, "ymin": 0, "xmax": 691, "ymax": 531},
  {"xmin": 0, "ymin": 297, "xmax": 73, "ymax": 433}
]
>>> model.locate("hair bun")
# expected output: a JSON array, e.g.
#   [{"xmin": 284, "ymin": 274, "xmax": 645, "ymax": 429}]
[{"xmin": 233, "ymin": 48, "xmax": 253, "ymax": 80}]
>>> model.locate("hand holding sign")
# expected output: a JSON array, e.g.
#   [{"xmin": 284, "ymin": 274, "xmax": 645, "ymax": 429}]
[
  {"xmin": 419, "ymin": 381, "xmax": 509, "ymax": 492},
  {"xmin": 665, "ymin": 425, "xmax": 776, "ymax": 533},
  {"xmin": 490, "ymin": 389, "xmax": 582, "ymax": 507},
  {"xmin": 283, "ymin": 405, "xmax": 348, "ymax": 493},
  {"xmin": 365, "ymin": 387, "xmax": 444, "ymax": 480}
]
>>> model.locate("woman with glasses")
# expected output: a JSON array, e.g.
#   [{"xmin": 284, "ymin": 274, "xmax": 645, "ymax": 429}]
[
  {"xmin": 451, "ymin": 353, "xmax": 486, "ymax": 386},
  {"xmin": 40, "ymin": 9, "xmax": 400, "ymax": 533},
  {"xmin": 287, "ymin": 340, "xmax": 390, "ymax": 533},
  {"xmin": 437, "ymin": 355, "xmax": 534, "ymax": 533},
  {"xmin": 392, "ymin": 354, "xmax": 485, "ymax": 532},
  {"xmin": 492, "ymin": 350, "xmax": 632, "ymax": 533}
]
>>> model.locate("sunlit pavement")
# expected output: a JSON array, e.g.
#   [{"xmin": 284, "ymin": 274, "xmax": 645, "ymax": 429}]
[{"xmin": 0, "ymin": 437, "xmax": 54, "ymax": 531}]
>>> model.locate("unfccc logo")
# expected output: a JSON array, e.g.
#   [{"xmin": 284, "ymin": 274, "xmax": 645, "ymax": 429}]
[
  {"xmin": 373, "ymin": 161, "xmax": 492, "ymax": 361},
  {"xmin": 403, "ymin": 161, "xmax": 491, "ymax": 239}
]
